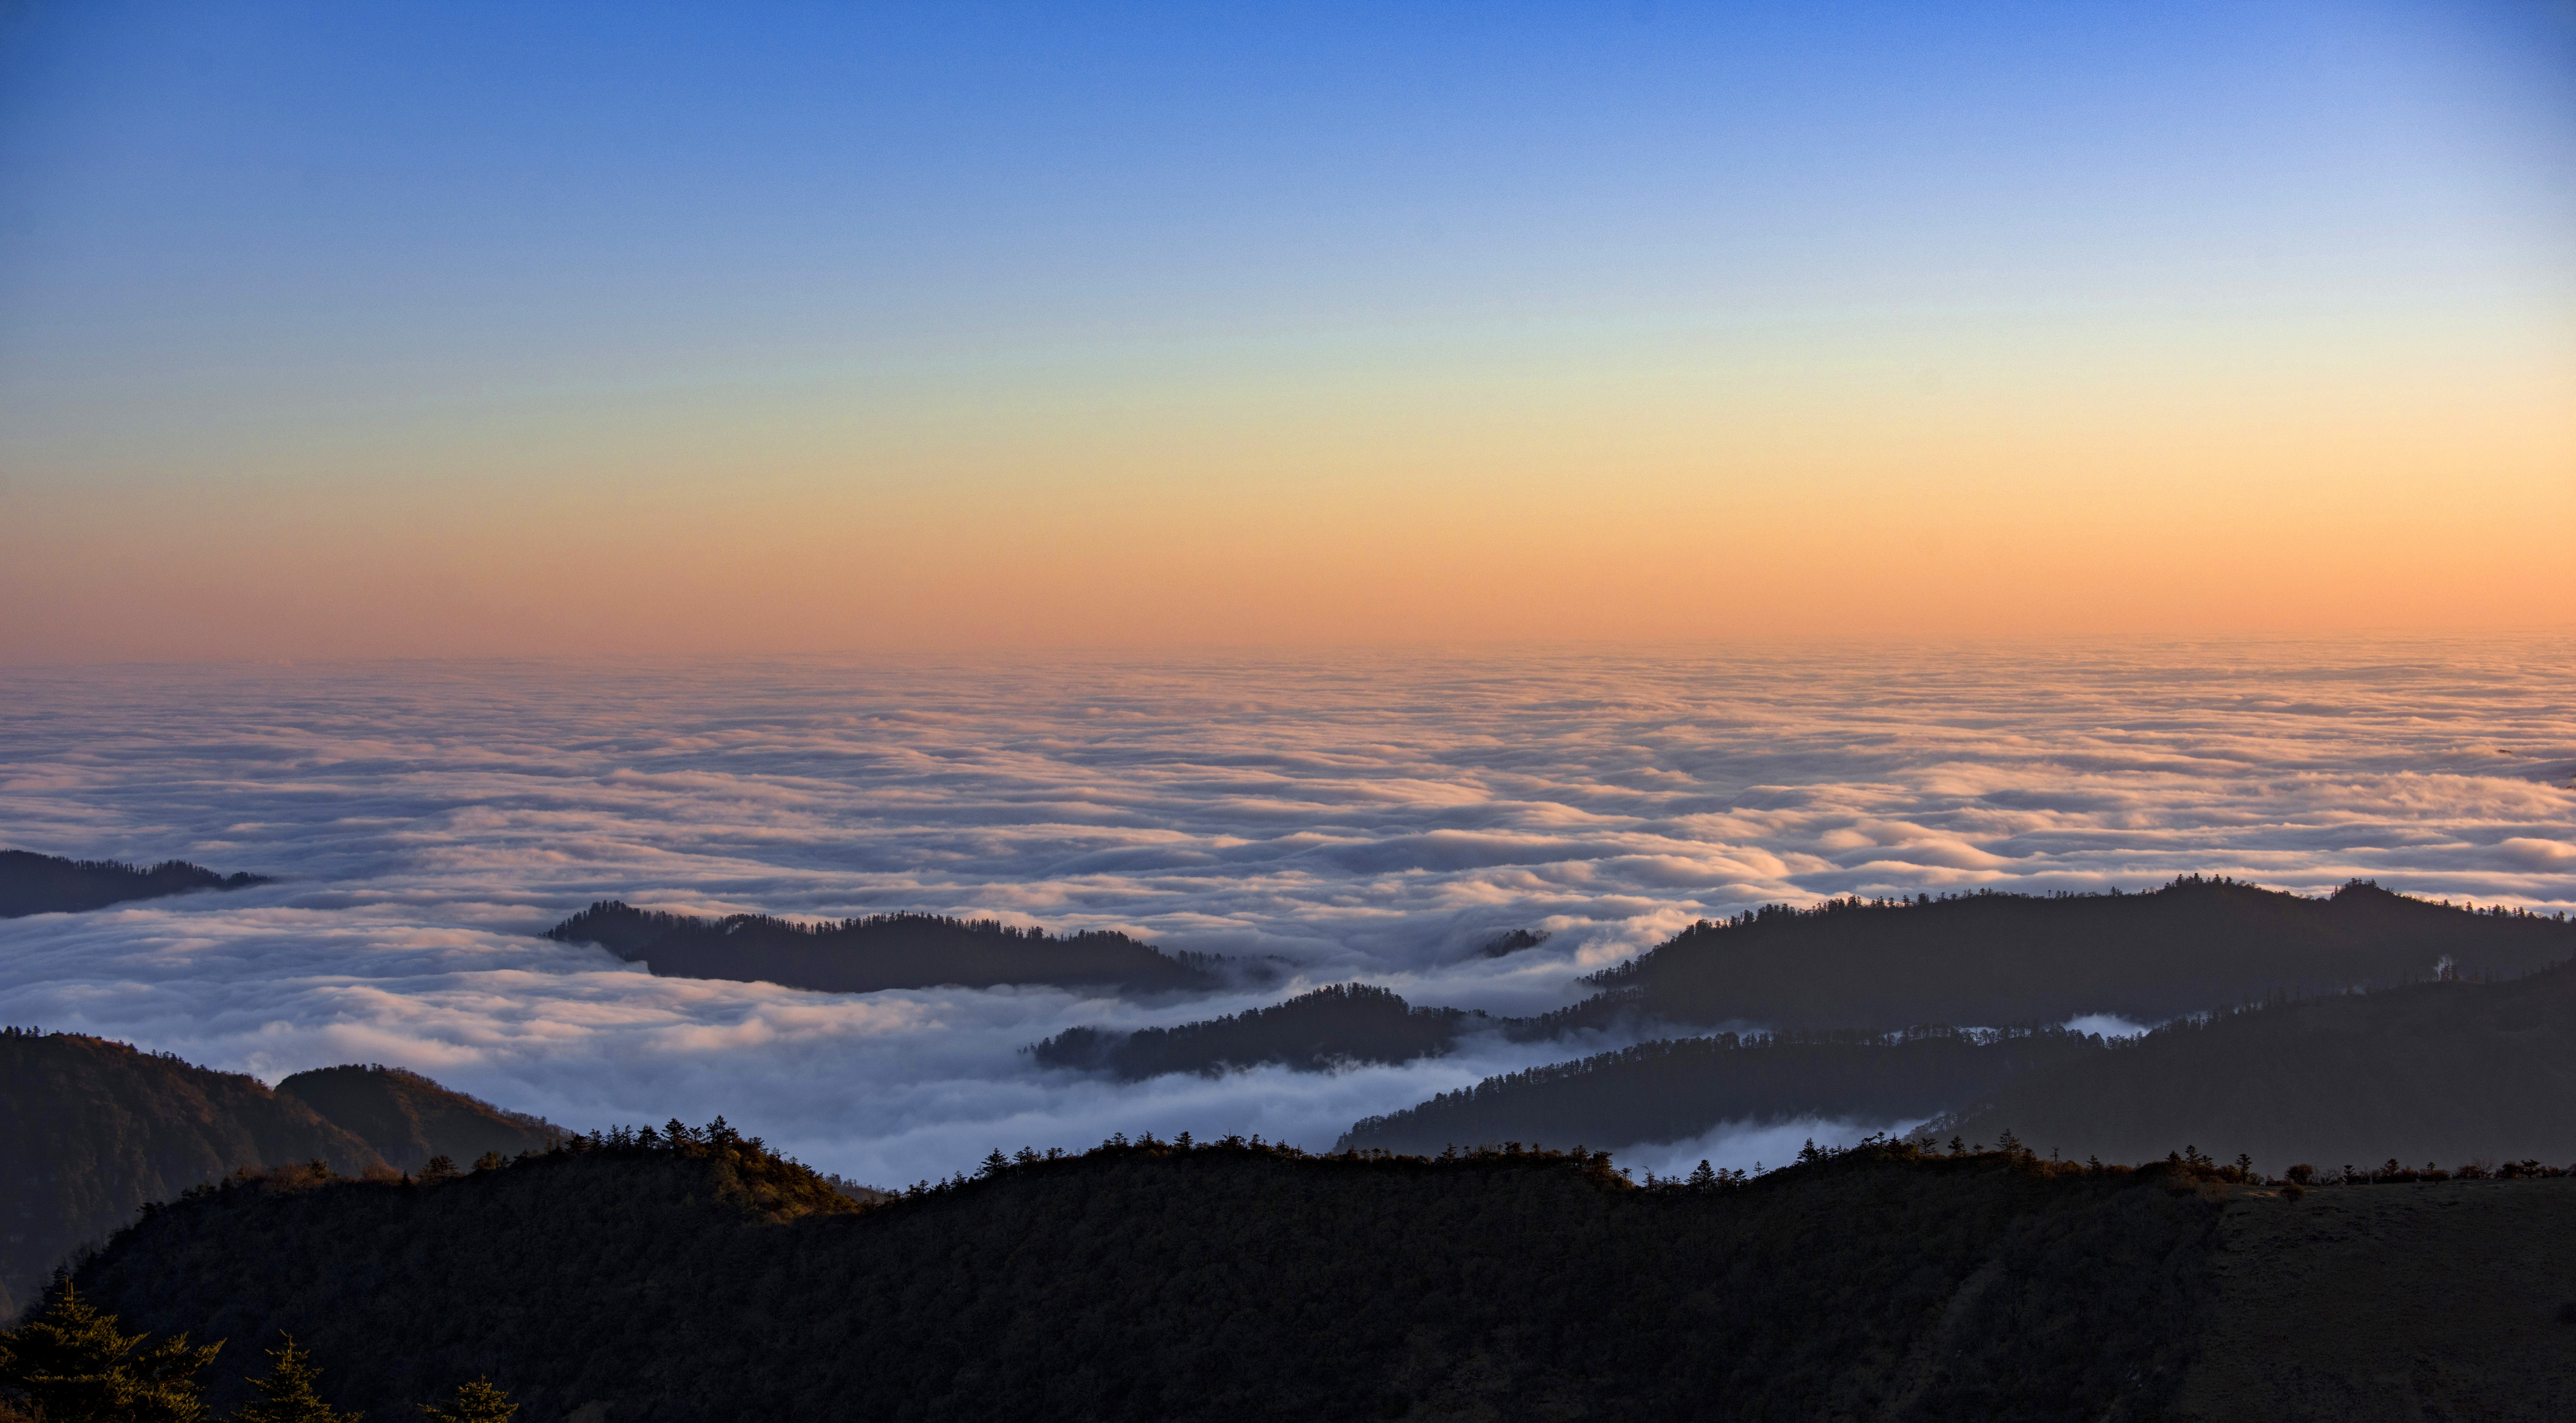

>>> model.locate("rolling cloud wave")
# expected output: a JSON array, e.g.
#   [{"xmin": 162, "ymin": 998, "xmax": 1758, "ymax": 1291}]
[{"xmin": 1, "ymin": 637, "xmax": 2569, "ymax": 1183}]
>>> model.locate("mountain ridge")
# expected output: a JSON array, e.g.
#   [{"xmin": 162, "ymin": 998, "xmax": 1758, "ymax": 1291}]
[
  {"xmin": 546, "ymin": 901, "xmax": 1226, "ymax": 994},
  {"xmin": 0, "ymin": 849, "xmax": 271, "ymax": 919}
]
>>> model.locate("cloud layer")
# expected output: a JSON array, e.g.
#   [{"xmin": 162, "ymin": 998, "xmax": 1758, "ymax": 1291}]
[{"xmin": 1, "ymin": 637, "xmax": 2569, "ymax": 1184}]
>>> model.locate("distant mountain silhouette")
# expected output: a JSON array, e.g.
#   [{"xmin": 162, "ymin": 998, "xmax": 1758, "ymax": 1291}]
[
  {"xmin": 1552, "ymin": 877, "xmax": 2573, "ymax": 1032},
  {"xmin": 546, "ymin": 901, "xmax": 1224, "ymax": 994},
  {"xmin": 1339, "ymin": 1026, "xmax": 2105, "ymax": 1155},
  {"xmin": 1477, "ymin": 928, "xmax": 1550, "ymax": 958},
  {"xmin": 275, "ymin": 1065, "xmax": 562, "ymax": 1174},
  {"xmin": 0, "ymin": 1031, "xmax": 564, "ymax": 1315},
  {"xmin": 0, "ymin": 849, "xmax": 270, "ymax": 918},
  {"xmin": 1932, "ymin": 957, "xmax": 2576, "ymax": 1171},
  {"xmin": 1031, "ymin": 983, "xmax": 1484, "ymax": 1079}
]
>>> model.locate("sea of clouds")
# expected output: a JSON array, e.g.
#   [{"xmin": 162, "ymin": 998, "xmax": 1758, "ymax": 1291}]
[{"xmin": 2, "ymin": 637, "xmax": 2570, "ymax": 1185}]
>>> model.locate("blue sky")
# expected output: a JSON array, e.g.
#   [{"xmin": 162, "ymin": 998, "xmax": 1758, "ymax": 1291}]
[{"xmin": 2, "ymin": 1, "xmax": 2569, "ymax": 656}]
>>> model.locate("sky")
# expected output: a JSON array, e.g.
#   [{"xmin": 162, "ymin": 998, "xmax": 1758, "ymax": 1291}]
[
  {"xmin": 3, "ymin": 639, "xmax": 2568, "ymax": 1182},
  {"xmin": 2, "ymin": 0, "xmax": 2572, "ymax": 660}
]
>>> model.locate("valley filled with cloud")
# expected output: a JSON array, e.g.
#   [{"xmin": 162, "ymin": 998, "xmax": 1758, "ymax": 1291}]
[{"xmin": 2, "ymin": 635, "xmax": 2568, "ymax": 1185}]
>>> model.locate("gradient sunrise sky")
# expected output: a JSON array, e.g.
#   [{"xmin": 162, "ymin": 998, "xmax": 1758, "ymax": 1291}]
[{"xmin": 2, "ymin": 1, "xmax": 2569, "ymax": 659}]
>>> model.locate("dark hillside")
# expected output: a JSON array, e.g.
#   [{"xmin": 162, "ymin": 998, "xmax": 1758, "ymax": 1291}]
[
  {"xmin": 2173, "ymin": 1178, "xmax": 2576, "ymax": 1420},
  {"xmin": 1560, "ymin": 877, "xmax": 2573, "ymax": 1032},
  {"xmin": 0, "ymin": 1031, "xmax": 380, "ymax": 1315},
  {"xmin": 73, "ymin": 1134, "xmax": 2219, "ymax": 1422},
  {"xmin": 1934, "ymin": 958, "xmax": 2576, "ymax": 1169},
  {"xmin": 1031, "ymin": 983, "xmax": 1481, "ymax": 1079},
  {"xmin": 0, "ymin": 1035, "xmax": 579, "ymax": 1317},
  {"xmin": 547, "ymin": 901, "xmax": 1223, "ymax": 994},
  {"xmin": 0, "ymin": 849, "xmax": 269, "ymax": 918},
  {"xmin": 274, "ymin": 1066, "xmax": 563, "ymax": 1173},
  {"xmin": 1341, "ymin": 1026, "xmax": 2105, "ymax": 1155}
]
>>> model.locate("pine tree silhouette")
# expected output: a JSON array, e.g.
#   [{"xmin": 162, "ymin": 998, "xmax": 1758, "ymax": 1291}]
[
  {"xmin": 233, "ymin": 1335, "xmax": 361, "ymax": 1423},
  {"xmin": 0, "ymin": 1280, "xmax": 222, "ymax": 1423},
  {"xmin": 423, "ymin": 1377, "xmax": 517, "ymax": 1422}
]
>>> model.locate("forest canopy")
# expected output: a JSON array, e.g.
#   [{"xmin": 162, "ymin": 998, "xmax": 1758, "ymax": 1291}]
[
  {"xmin": 1030, "ymin": 983, "xmax": 1481, "ymax": 1079},
  {"xmin": 1551, "ymin": 877, "xmax": 2575, "ymax": 1032},
  {"xmin": 546, "ymin": 902, "xmax": 1225, "ymax": 994},
  {"xmin": 0, "ymin": 850, "xmax": 269, "ymax": 918}
]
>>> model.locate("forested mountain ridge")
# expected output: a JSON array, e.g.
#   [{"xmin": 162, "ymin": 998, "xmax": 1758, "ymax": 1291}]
[
  {"xmin": 1339, "ymin": 1025, "xmax": 2106, "ymax": 1156},
  {"xmin": 1049, "ymin": 881, "xmax": 2576, "ymax": 1089},
  {"xmin": 71, "ymin": 1130, "xmax": 2230, "ymax": 1421},
  {"xmin": 0, "ymin": 1031, "xmax": 378, "ymax": 1316},
  {"xmin": 0, "ymin": 849, "xmax": 270, "ymax": 918},
  {"xmin": 1931, "ymin": 955, "xmax": 2576, "ymax": 1169},
  {"xmin": 1551, "ymin": 877, "xmax": 2573, "ymax": 1033},
  {"xmin": 274, "ymin": 1065, "xmax": 563, "ymax": 1173},
  {"xmin": 0, "ymin": 1032, "xmax": 566, "ymax": 1317},
  {"xmin": 1031, "ymin": 983, "xmax": 1482, "ymax": 1078},
  {"xmin": 546, "ymin": 901, "xmax": 1225, "ymax": 994}
]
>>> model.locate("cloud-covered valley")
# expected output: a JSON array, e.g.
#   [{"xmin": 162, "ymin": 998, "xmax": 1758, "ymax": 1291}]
[{"xmin": 2, "ymin": 637, "xmax": 2569, "ymax": 1184}]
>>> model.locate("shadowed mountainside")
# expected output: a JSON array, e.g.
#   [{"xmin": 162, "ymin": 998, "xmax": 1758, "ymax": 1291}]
[
  {"xmin": 0, "ymin": 849, "xmax": 269, "ymax": 918},
  {"xmin": 72, "ymin": 1133, "xmax": 2224, "ymax": 1422},
  {"xmin": 0, "ymin": 1032, "xmax": 565, "ymax": 1316},
  {"xmin": 546, "ymin": 901, "xmax": 1224, "ymax": 994},
  {"xmin": 1477, "ymin": 928, "xmax": 1550, "ymax": 958},
  {"xmin": 1339, "ymin": 1025, "xmax": 2106, "ymax": 1155},
  {"xmin": 274, "ymin": 1065, "xmax": 563, "ymax": 1173},
  {"xmin": 1062, "ymin": 882, "xmax": 2576, "ymax": 1088},
  {"xmin": 1031, "ymin": 983, "xmax": 1484, "ymax": 1079},
  {"xmin": 1931, "ymin": 958, "xmax": 2576, "ymax": 1170},
  {"xmin": 1553, "ymin": 877, "xmax": 2574, "ymax": 1033},
  {"xmin": 2171, "ymin": 1176, "xmax": 2576, "ymax": 1420},
  {"xmin": 0, "ymin": 1031, "xmax": 379, "ymax": 1316}
]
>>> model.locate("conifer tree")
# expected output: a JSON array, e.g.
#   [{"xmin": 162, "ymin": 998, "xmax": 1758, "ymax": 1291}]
[
  {"xmin": 0, "ymin": 1282, "xmax": 221, "ymax": 1423},
  {"xmin": 233, "ymin": 1336, "xmax": 360, "ymax": 1423},
  {"xmin": 422, "ymin": 1378, "xmax": 516, "ymax": 1423}
]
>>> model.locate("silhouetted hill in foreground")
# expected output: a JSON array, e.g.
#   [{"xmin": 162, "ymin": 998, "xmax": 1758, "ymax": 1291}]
[
  {"xmin": 1932, "ymin": 958, "xmax": 2576, "ymax": 1170},
  {"xmin": 275, "ymin": 1064, "xmax": 563, "ymax": 1173},
  {"xmin": 1340, "ymin": 1026, "xmax": 2105, "ymax": 1155},
  {"xmin": 2169, "ymin": 1176, "xmax": 2576, "ymax": 1420},
  {"xmin": 75, "ymin": 1132, "xmax": 2228, "ymax": 1422},
  {"xmin": 1031, "ymin": 983, "xmax": 1483, "ymax": 1078},
  {"xmin": 0, "ymin": 1032, "xmax": 564, "ymax": 1315},
  {"xmin": 0, "ymin": 1031, "xmax": 378, "ymax": 1315},
  {"xmin": 1556, "ymin": 877, "xmax": 2574, "ymax": 1032},
  {"xmin": 547, "ymin": 901, "xmax": 1224, "ymax": 994},
  {"xmin": 0, "ymin": 849, "xmax": 269, "ymax": 918}
]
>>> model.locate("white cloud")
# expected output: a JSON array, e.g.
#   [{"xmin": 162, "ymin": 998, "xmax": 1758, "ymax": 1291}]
[
  {"xmin": 0, "ymin": 636, "xmax": 2570, "ymax": 1185},
  {"xmin": 1611, "ymin": 1116, "xmax": 1930, "ymax": 1180}
]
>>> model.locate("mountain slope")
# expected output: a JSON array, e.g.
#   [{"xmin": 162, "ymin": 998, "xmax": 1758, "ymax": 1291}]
[
  {"xmin": 0, "ymin": 1034, "xmax": 572, "ymax": 1315},
  {"xmin": 0, "ymin": 1031, "xmax": 381, "ymax": 1315},
  {"xmin": 0, "ymin": 850, "xmax": 270, "ymax": 918},
  {"xmin": 1340, "ymin": 1026, "xmax": 2106, "ymax": 1155},
  {"xmin": 72, "ymin": 1135, "xmax": 2219, "ymax": 1422},
  {"xmin": 274, "ymin": 1066, "xmax": 562, "ymax": 1172},
  {"xmin": 1031, "ymin": 983, "xmax": 1482, "ymax": 1078},
  {"xmin": 2172, "ymin": 1177, "xmax": 2576, "ymax": 1420},
  {"xmin": 1933, "ymin": 959, "xmax": 2576, "ymax": 1170},
  {"xmin": 1557, "ymin": 877, "xmax": 2574, "ymax": 1032},
  {"xmin": 546, "ymin": 901, "xmax": 1224, "ymax": 994}
]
